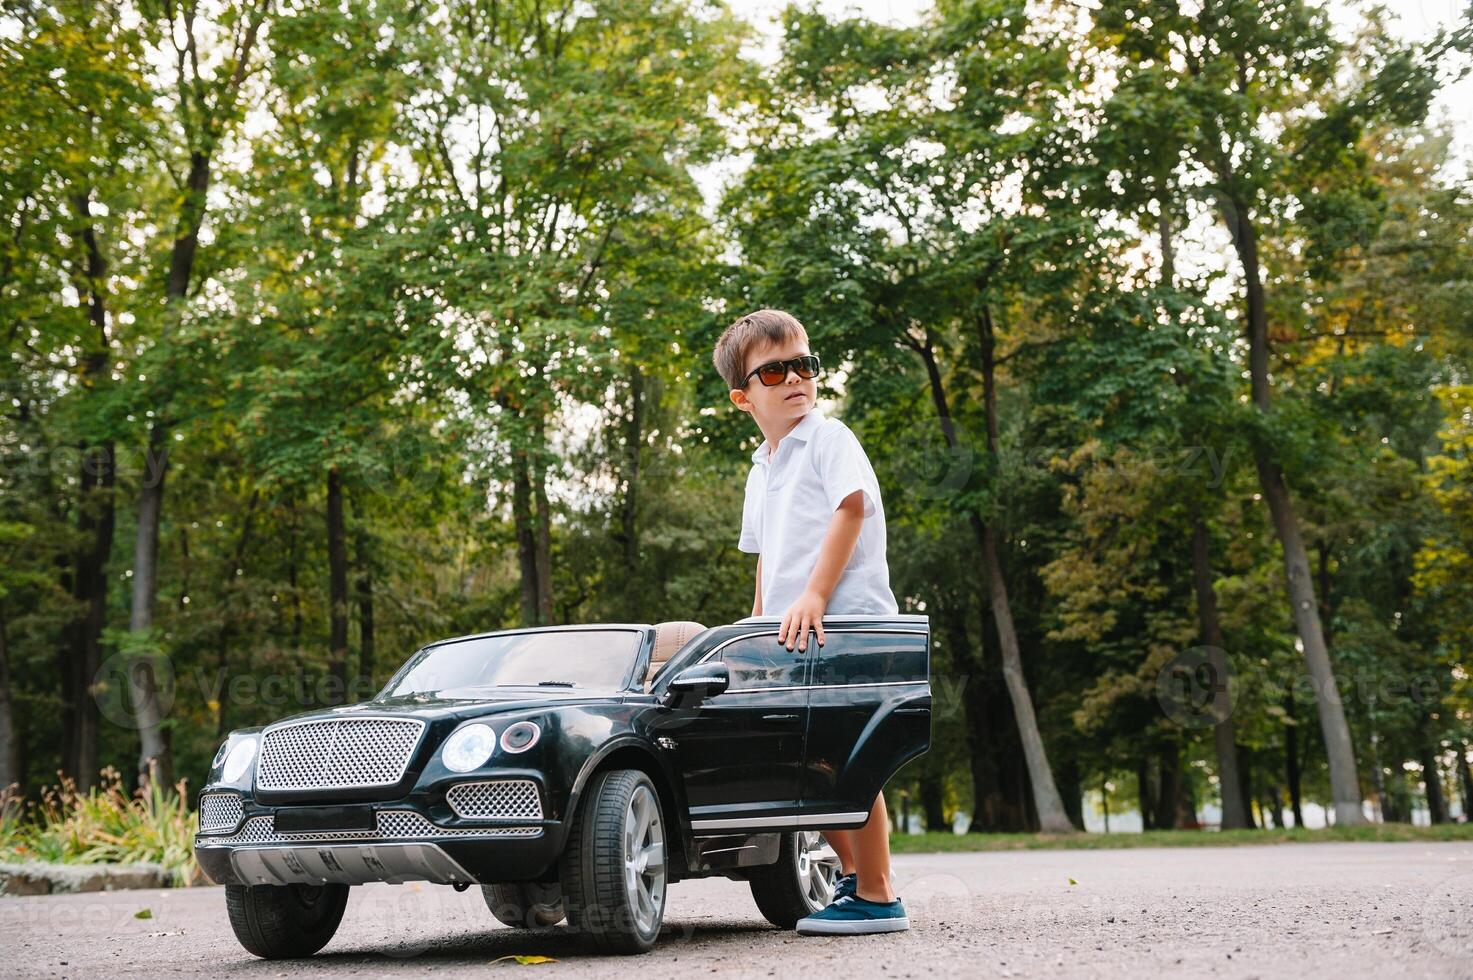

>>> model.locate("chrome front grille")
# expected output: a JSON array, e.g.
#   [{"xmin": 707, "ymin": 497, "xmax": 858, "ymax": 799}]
[
  {"xmin": 446, "ymin": 780, "xmax": 542, "ymax": 820},
  {"xmin": 198, "ymin": 793, "xmax": 244, "ymax": 834},
  {"xmin": 201, "ymin": 810, "xmax": 542, "ymax": 844},
  {"xmin": 256, "ymin": 717, "xmax": 425, "ymax": 791}
]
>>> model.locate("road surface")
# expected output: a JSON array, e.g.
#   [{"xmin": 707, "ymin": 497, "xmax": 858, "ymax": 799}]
[{"xmin": 4, "ymin": 842, "xmax": 1472, "ymax": 978}]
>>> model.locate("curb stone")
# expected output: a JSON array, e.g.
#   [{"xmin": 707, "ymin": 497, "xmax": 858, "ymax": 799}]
[{"xmin": 0, "ymin": 861, "xmax": 176, "ymax": 896}]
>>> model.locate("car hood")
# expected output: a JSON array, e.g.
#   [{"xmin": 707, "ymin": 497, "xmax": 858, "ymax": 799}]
[{"xmin": 263, "ymin": 688, "xmax": 623, "ymax": 728}]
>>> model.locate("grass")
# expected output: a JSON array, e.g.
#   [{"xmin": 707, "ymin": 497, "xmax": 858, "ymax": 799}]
[
  {"xmin": 0, "ymin": 768, "xmax": 199, "ymax": 886},
  {"xmin": 888, "ymin": 822, "xmax": 1473, "ymax": 853}
]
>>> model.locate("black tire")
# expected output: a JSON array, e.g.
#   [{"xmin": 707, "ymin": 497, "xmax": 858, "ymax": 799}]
[
  {"xmin": 558, "ymin": 768, "xmax": 667, "ymax": 954},
  {"xmin": 748, "ymin": 831, "xmax": 840, "ymax": 929},
  {"xmin": 225, "ymin": 882, "xmax": 349, "ymax": 959},
  {"xmin": 481, "ymin": 880, "xmax": 566, "ymax": 929}
]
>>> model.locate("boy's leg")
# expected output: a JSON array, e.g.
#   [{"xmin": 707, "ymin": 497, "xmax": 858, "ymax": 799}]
[
  {"xmin": 823, "ymin": 828, "xmax": 856, "ymax": 875},
  {"xmin": 853, "ymin": 791, "xmax": 895, "ymax": 903}
]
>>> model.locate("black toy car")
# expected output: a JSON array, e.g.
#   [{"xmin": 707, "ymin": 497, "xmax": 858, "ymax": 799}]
[{"xmin": 194, "ymin": 615, "xmax": 932, "ymax": 955}]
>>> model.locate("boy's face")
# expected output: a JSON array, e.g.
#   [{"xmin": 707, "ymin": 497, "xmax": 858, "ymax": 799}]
[{"xmin": 728, "ymin": 335, "xmax": 817, "ymax": 428}]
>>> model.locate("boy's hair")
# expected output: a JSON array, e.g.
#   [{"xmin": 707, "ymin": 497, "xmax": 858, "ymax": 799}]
[{"xmin": 712, "ymin": 309, "xmax": 809, "ymax": 390}]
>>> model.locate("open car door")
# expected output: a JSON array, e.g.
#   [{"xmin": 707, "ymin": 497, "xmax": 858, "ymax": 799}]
[{"xmin": 798, "ymin": 616, "xmax": 931, "ymax": 824}]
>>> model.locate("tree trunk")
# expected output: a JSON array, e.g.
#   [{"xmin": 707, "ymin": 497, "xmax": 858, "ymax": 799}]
[
  {"xmin": 61, "ymin": 439, "xmax": 113, "ymax": 790},
  {"xmin": 59, "ymin": 188, "xmax": 117, "ymax": 789},
  {"xmin": 947, "ymin": 599, "xmax": 1030, "ymax": 832},
  {"xmin": 1457, "ymin": 745, "xmax": 1472, "ymax": 822},
  {"xmin": 355, "ymin": 532, "xmax": 375, "ymax": 698},
  {"xmin": 512, "ymin": 448, "xmax": 541, "ymax": 626},
  {"xmin": 1138, "ymin": 756, "xmax": 1156, "ymax": 831},
  {"xmin": 971, "ymin": 311, "xmax": 1073, "ymax": 833},
  {"xmin": 1189, "ymin": 515, "xmax": 1249, "ymax": 828},
  {"xmin": 1419, "ymin": 747, "xmax": 1449, "ymax": 825},
  {"xmin": 620, "ymin": 363, "xmax": 644, "ymax": 617},
  {"xmin": 1284, "ymin": 693, "xmax": 1306, "ymax": 826},
  {"xmin": 918, "ymin": 335, "xmax": 1058, "ymax": 830},
  {"xmin": 214, "ymin": 490, "xmax": 259, "ymax": 736},
  {"xmin": 1220, "ymin": 194, "xmax": 1365, "ymax": 825},
  {"xmin": 127, "ymin": 421, "xmax": 173, "ymax": 789},
  {"xmin": 1238, "ymin": 744, "xmax": 1258, "ymax": 829},
  {"xmin": 532, "ymin": 415, "xmax": 554, "ymax": 625},
  {"xmin": 919, "ymin": 771, "xmax": 948, "ymax": 832},
  {"xmin": 1058, "ymin": 755, "xmax": 1085, "ymax": 831},
  {"xmin": 1155, "ymin": 745, "xmax": 1181, "ymax": 830},
  {"xmin": 0, "ymin": 600, "xmax": 20, "ymax": 793},
  {"xmin": 326, "ymin": 466, "xmax": 349, "ymax": 704}
]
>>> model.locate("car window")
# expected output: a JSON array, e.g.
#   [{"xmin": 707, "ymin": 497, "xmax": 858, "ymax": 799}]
[
  {"xmin": 384, "ymin": 630, "xmax": 641, "ymax": 695},
  {"xmin": 809, "ymin": 631, "xmax": 928, "ymax": 687},
  {"xmin": 714, "ymin": 635, "xmax": 810, "ymax": 690}
]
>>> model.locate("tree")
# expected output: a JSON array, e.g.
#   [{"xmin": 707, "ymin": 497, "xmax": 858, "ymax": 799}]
[{"xmin": 1088, "ymin": 0, "xmax": 1462, "ymax": 825}]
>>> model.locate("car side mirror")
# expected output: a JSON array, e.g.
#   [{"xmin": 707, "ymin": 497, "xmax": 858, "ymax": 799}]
[{"xmin": 661, "ymin": 662, "xmax": 729, "ymax": 707}]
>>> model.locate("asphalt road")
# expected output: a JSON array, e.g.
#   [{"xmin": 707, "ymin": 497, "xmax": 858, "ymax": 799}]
[{"xmin": 5, "ymin": 842, "xmax": 1472, "ymax": 979}]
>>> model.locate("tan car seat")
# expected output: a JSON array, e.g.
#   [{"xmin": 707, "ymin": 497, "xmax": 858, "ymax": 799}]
[{"xmin": 646, "ymin": 621, "xmax": 707, "ymax": 691}]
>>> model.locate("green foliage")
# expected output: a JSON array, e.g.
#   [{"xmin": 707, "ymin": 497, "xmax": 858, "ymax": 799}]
[{"xmin": 0, "ymin": 770, "xmax": 198, "ymax": 885}]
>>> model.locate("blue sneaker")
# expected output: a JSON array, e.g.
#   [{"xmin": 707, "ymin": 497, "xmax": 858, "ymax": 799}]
[
  {"xmin": 832, "ymin": 872, "xmax": 856, "ymax": 901},
  {"xmin": 796, "ymin": 894, "xmax": 909, "ymax": 935}
]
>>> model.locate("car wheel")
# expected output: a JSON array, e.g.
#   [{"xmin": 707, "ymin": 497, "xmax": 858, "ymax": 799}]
[
  {"xmin": 748, "ymin": 831, "xmax": 841, "ymax": 929},
  {"xmin": 481, "ymin": 881, "xmax": 566, "ymax": 929},
  {"xmin": 559, "ymin": 768, "xmax": 666, "ymax": 953},
  {"xmin": 225, "ymin": 882, "xmax": 349, "ymax": 959}
]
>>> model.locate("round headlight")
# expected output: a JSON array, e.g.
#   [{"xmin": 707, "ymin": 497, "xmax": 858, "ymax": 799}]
[
  {"xmin": 222, "ymin": 737, "xmax": 257, "ymax": 783},
  {"xmin": 211, "ymin": 739, "xmax": 231, "ymax": 769},
  {"xmin": 442, "ymin": 724, "xmax": 496, "ymax": 773},
  {"xmin": 500, "ymin": 721, "xmax": 541, "ymax": 754}
]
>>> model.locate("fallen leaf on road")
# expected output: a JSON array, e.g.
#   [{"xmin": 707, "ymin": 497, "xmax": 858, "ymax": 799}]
[
  {"xmin": 134, "ymin": 909, "xmax": 153, "ymax": 920},
  {"xmin": 492, "ymin": 955, "xmax": 557, "ymax": 965},
  {"xmin": 1068, "ymin": 878, "xmax": 1078, "ymax": 886}
]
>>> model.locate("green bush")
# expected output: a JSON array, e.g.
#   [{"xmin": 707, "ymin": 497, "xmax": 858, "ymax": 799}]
[{"xmin": 0, "ymin": 768, "xmax": 199, "ymax": 886}]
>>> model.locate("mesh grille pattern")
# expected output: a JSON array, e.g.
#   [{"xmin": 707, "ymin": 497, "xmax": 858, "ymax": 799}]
[
  {"xmin": 256, "ymin": 717, "xmax": 424, "ymax": 790},
  {"xmin": 446, "ymin": 780, "xmax": 542, "ymax": 820},
  {"xmin": 198, "ymin": 793, "xmax": 244, "ymax": 834},
  {"xmin": 203, "ymin": 811, "xmax": 541, "ymax": 846}
]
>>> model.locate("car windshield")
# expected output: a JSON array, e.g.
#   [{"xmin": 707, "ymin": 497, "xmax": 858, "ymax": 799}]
[{"xmin": 383, "ymin": 630, "xmax": 642, "ymax": 696}]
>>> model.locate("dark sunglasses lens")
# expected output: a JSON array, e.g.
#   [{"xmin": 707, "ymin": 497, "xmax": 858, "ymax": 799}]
[
  {"xmin": 796, "ymin": 355, "xmax": 820, "ymax": 378},
  {"xmin": 757, "ymin": 362, "xmax": 787, "ymax": 385}
]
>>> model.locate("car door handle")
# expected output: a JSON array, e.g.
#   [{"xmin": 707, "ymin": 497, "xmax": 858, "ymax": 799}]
[
  {"xmin": 761, "ymin": 713, "xmax": 800, "ymax": 721},
  {"xmin": 894, "ymin": 707, "xmax": 930, "ymax": 715}
]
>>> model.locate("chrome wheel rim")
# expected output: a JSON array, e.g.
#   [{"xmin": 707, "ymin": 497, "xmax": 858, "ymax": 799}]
[
  {"xmin": 623, "ymin": 783, "xmax": 665, "ymax": 936},
  {"xmin": 796, "ymin": 831, "xmax": 841, "ymax": 910}
]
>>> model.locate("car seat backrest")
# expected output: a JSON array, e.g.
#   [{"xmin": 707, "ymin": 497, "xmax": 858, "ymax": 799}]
[{"xmin": 646, "ymin": 621, "xmax": 708, "ymax": 691}]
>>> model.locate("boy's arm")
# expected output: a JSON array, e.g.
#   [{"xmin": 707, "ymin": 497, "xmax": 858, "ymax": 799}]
[
  {"xmin": 753, "ymin": 555, "xmax": 763, "ymax": 618},
  {"xmin": 778, "ymin": 489, "xmax": 865, "ymax": 652}
]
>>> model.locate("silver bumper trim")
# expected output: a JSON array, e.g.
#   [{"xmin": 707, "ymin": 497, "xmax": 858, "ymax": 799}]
[{"xmin": 224, "ymin": 842, "xmax": 477, "ymax": 886}]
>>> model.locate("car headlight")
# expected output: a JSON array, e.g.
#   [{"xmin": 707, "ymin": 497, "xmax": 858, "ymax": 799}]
[
  {"xmin": 500, "ymin": 721, "xmax": 541, "ymax": 753},
  {"xmin": 222, "ymin": 736, "xmax": 257, "ymax": 783},
  {"xmin": 211, "ymin": 739, "xmax": 231, "ymax": 770},
  {"xmin": 442, "ymin": 724, "xmax": 496, "ymax": 773}
]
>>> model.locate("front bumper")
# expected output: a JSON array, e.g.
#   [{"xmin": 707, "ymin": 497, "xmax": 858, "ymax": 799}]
[{"xmin": 194, "ymin": 796, "xmax": 565, "ymax": 887}]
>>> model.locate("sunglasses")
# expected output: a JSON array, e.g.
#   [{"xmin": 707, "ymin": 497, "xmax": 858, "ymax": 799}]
[{"xmin": 741, "ymin": 353, "xmax": 822, "ymax": 388}]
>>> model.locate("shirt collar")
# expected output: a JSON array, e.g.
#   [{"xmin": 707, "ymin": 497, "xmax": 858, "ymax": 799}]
[{"xmin": 751, "ymin": 409, "xmax": 825, "ymax": 464}]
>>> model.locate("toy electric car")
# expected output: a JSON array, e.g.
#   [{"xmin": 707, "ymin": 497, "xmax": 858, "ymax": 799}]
[{"xmin": 194, "ymin": 615, "xmax": 932, "ymax": 955}]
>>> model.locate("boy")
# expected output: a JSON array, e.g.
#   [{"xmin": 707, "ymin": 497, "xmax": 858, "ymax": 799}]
[{"xmin": 712, "ymin": 308, "xmax": 908, "ymax": 936}]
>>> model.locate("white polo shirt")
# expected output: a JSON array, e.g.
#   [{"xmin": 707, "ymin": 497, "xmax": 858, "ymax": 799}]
[{"xmin": 738, "ymin": 409, "xmax": 899, "ymax": 617}]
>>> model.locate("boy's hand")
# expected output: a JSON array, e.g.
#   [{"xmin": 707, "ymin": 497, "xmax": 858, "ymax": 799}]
[{"xmin": 779, "ymin": 589, "xmax": 827, "ymax": 652}]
